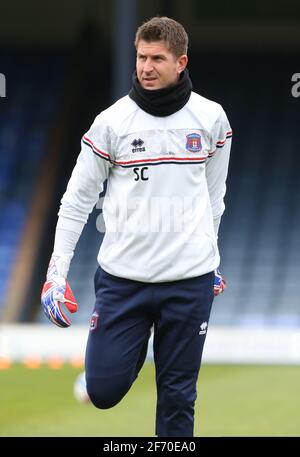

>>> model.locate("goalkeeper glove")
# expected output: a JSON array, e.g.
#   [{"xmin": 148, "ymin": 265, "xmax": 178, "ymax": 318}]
[
  {"xmin": 41, "ymin": 255, "xmax": 78, "ymax": 328},
  {"xmin": 214, "ymin": 268, "xmax": 226, "ymax": 296}
]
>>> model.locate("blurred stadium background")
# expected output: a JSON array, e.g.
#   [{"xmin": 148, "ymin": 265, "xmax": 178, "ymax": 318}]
[{"xmin": 0, "ymin": 0, "xmax": 300, "ymax": 436}]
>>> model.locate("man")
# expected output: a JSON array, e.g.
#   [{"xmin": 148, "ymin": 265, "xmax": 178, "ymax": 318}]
[{"xmin": 41, "ymin": 16, "xmax": 231, "ymax": 437}]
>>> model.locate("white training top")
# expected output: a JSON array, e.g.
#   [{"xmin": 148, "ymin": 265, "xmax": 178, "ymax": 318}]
[{"xmin": 55, "ymin": 92, "xmax": 232, "ymax": 282}]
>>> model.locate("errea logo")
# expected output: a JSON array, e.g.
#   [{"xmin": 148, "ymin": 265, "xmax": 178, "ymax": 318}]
[
  {"xmin": 131, "ymin": 138, "xmax": 145, "ymax": 153},
  {"xmin": 199, "ymin": 321, "xmax": 208, "ymax": 335}
]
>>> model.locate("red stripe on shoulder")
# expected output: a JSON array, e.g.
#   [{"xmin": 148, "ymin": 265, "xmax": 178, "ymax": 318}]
[{"xmin": 82, "ymin": 135, "xmax": 111, "ymax": 159}]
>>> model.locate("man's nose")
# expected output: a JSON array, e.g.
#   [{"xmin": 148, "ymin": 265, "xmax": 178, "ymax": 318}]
[{"xmin": 143, "ymin": 58, "xmax": 154, "ymax": 73}]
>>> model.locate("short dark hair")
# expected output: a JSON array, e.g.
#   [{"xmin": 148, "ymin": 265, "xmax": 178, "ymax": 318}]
[{"xmin": 135, "ymin": 16, "xmax": 188, "ymax": 58}]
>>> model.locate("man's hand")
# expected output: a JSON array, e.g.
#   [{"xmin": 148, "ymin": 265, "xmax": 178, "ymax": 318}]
[
  {"xmin": 41, "ymin": 276, "xmax": 78, "ymax": 327},
  {"xmin": 214, "ymin": 268, "xmax": 226, "ymax": 296},
  {"xmin": 41, "ymin": 254, "xmax": 77, "ymax": 327}
]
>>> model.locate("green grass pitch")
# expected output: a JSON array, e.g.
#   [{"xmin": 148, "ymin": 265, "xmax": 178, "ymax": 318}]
[{"xmin": 0, "ymin": 363, "xmax": 299, "ymax": 436}]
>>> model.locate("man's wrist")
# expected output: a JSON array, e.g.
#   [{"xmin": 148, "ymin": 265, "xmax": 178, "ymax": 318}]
[{"xmin": 47, "ymin": 253, "xmax": 73, "ymax": 280}]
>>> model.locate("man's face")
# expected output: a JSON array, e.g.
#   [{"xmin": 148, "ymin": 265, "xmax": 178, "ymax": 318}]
[{"xmin": 136, "ymin": 40, "xmax": 188, "ymax": 90}]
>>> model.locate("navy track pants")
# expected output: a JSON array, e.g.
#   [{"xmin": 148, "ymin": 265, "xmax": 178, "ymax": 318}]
[{"xmin": 85, "ymin": 266, "xmax": 214, "ymax": 437}]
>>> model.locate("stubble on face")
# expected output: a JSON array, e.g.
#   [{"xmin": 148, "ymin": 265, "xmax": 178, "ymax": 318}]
[{"xmin": 136, "ymin": 40, "xmax": 186, "ymax": 90}]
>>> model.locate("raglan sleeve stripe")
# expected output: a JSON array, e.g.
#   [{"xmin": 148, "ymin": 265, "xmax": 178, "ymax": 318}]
[
  {"xmin": 82, "ymin": 135, "xmax": 112, "ymax": 162},
  {"xmin": 216, "ymin": 130, "xmax": 233, "ymax": 148}
]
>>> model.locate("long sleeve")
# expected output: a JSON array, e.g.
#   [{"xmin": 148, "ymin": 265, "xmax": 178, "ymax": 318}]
[
  {"xmin": 57, "ymin": 114, "xmax": 114, "ymax": 234},
  {"xmin": 51, "ymin": 114, "xmax": 114, "ymax": 266},
  {"xmin": 205, "ymin": 108, "xmax": 232, "ymax": 238}
]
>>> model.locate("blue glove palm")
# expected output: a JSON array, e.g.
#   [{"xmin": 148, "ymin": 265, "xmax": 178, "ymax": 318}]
[
  {"xmin": 41, "ymin": 255, "xmax": 77, "ymax": 328},
  {"xmin": 214, "ymin": 269, "xmax": 226, "ymax": 296},
  {"xmin": 41, "ymin": 276, "xmax": 78, "ymax": 327}
]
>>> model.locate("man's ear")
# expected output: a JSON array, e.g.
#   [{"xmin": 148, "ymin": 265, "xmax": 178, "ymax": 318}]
[{"xmin": 177, "ymin": 55, "xmax": 188, "ymax": 74}]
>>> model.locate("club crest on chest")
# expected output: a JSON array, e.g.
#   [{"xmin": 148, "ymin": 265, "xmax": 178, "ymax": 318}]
[{"xmin": 186, "ymin": 133, "xmax": 202, "ymax": 152}]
